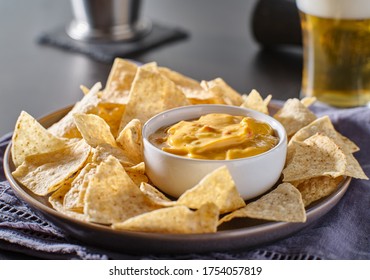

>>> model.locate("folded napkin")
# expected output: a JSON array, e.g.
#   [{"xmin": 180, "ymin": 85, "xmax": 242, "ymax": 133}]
[
  {"xmin": 37, "ymin": 23, "xmax": 188, "ymax": 63},
  {"xmin": 0, "ymin": 102, "xmax": 369, "ymax": 260}
]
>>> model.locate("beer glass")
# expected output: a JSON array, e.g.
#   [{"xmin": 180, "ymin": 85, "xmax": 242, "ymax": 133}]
[{"xmin": 297, "ymin": 0, "xmax": 370, "ymax": 107}]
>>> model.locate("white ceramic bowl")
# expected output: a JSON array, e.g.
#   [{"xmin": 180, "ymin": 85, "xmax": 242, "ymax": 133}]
[{"xmin": 142, "ymin": 105, "xmax": 287, "ymax": 200}]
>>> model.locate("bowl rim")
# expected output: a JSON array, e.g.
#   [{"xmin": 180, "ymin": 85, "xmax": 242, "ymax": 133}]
[{"xmin": 142, "ymin": 104, "xmax": 287, "ymax": 163}]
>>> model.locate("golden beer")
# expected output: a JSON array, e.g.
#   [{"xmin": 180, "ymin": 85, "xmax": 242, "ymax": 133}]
[{"xmin": 298, "ymin": 0, "xmax": 370, "ymax": 107}]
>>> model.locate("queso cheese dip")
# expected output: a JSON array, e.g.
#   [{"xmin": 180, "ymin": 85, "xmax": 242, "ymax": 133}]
[{"xmin": 149, "ymin": 113, "xmax": 279, "ymax": 160}]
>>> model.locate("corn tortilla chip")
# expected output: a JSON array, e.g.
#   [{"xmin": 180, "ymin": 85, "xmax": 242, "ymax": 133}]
[
  {"xmin": 283, "ymin": 134, "xmax": 347, "ymax": 182},
  {"xmin": 300, "ymin": 96, "xmax": 317, "ymax": 107},
  {"xmin": 103, "ymin": 58, "xmax": 138, "ymax": 104},
  {"xmin": 292, "ymin": 176, "xmax": 344, "ymax": 207},
  {"xmin": 12, "ymin": 140, "xmax": 91, "ymax": 196},
  {"xmin": 74, "ymin": 113, "xmax": 117, "ymax": 148},
  {"xmin": 48, "ymin": 82, "xmax": 102, "ymax": 138},
  {"xmin": 290, "ymin": 116, "xmax": 359, "ymax": 154},
  {"xmin": 97, "ymin": 102, "xmax": 126, "ymax": 138},
  {"xmin": 64, "ymin": 163, "xmax": 97, "ymax": 211},
  {"xmin": 240, "ymin": 89, "xmax": 271, "ymax": 115},
  {"xmin": 84, "ymin": 156, "xmax": 159, "ymax": 224},
  {"xmin": 11, "ymin": 111, "xmax": 68, "ymax": 167},
  {"xmin": 140, "ymin": 182, "xmax": 175, "ymax": 207},
  {"xmin": 112, "ymin": 203, "xmax": 219, "ymax": 234},
  {"xmin": 219, "ymin": 183, "xmax": 306, "ymax": 224},
  {"xmin": 49, "ymin": 179, "xmax": 88, "ymax": 221},
  {"xmin": 176, "ymin": 166, "xmax": 246, "ymax": 214},
  {"xmin": 158, "ymin": 66, "xmax": 205, "ymax": 99},
  {"xmin": 119, "ymin": 67, "xmax": 190, "ymax": 130},
  {"xmin": 116, "ymin": 119, "xmax": 143, "ymax": 164},
  {"xmin": 273, "ymin": 98, "xmax": 317, "ymax": 137},
  {"xmin": 91, "ymin": 143, "xmax": 134, "ymax": 167},
  {"xmin": 201, "ymin": 78, "xmax": 243, "ymax": 106}
]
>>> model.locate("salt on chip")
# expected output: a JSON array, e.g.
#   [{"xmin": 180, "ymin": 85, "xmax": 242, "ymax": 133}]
[
  {"xmin": 12, "ymin": 140, "xmax": 91, "ymax": 196},
  {"xmin": 273, "ymin": 98, "xmax": 317, "ymax": 137},
  {"xmin": 201, "ymin": 78, "xmax": 243, "ymax": 106},
  {"xmin": 176, "ymin": 166, "xmax": 246, "ymax": 214},
  {"xmin": 240, "ymin": 89, "xmax": 271, "ymax": 115},
  {"xmin": 48, "ymin": 82, "xmax": 102, "ymax": 138},
  {"xmin": 219, "ymin": 183, "xmax": 306, "ymax": 225},
  {"xmin": 103, "ymin": 58, "xmax": 138, "ymax": 104},
  {"xmin": 292, "ymin": 176, "xmax": 344, "ymax": 207},
  {"xmin": 119, "ymin": 67, "xmax": 190, "ymax": 130},
  {"xmin": 283, "ymin": 134, "xmax": 347, "ymax": 182},
  {"xmin": 116, "ymin": 119, "xmax": 143, "ymax": 164},
  {"xmin": 74, "ymin": 113, "xmax": 117, "ymax": 148},
  {"xmin": 112, "ymin": 203, "xmax": 219, "ymax": 234},
  {"xmin": 84, "ymin": 156, "xmax": 159, "ymax": 224},
  {"xmin": 11, "ymin": 111, "xmax": 68, "ymax": 167}
]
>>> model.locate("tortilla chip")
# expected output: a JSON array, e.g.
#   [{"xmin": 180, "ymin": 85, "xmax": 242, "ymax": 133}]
[
  {"xmin": 292, "ymin": 176, "xmax": 344, "ymax": 207},
  {"xmin": 74, "ymin": 113, "xmax": 117, "ymax": 148},
  {"xmin": 112, "ymin": 203, "xmax": 219, "ymax": 234},
  {"xmin": 64, "ymin": 163, "xmax": 97, "ymax": 211},
  {"xmin": 140, "ymin": 182, "xmax": 175, "ymax": 207},
  {"xmin": 126, "ymin": 171, "xmax": 149, "ymax": 186},
  {"xmin": 48, "ymin": 82, "xmax": 102, "ymax": 138},
  {"xmin": 176, "ymin": 166, "xmax": 246, "ymax": 214},
  {"xmin": 11, "ymin": 111, "xmax": 68, "ymax": 167},
  {"xmin": 273, "ymin": 98, "xmax": 317, "ymax": 137},
  {"xmin": 12, "ymin": 140, "xmax": 91, "ymax": 196},
  {"xmin": 49, "ymin": 179, "xmax": 87, "ymax": 221},
  {"xmin": 119, "ymin": 67, "xmax": 190, "ymax": 130},
  {"xmin": 283, "ymin": 134, "xmax": 347, "ymax": 182},
  {"xmin": 124, "ymin": 162, "xmax": 145, "ymax": 174},
  {"xmin": 140, "ymin": 61, "xmax": 159, "ymax": 71},
  {"xmin": 91, "ymin": 143, "xmax": 133, "ymax": 167},
  {"xmin": 201, "ymin": 78, "xmax": 243, "ymax": 106},
  {"xmin": 290, "ymin": 116, "xmax": 359, "ymax": 154},
  {"xmin": 97, "ymin": 102, "xmax": 126, "ymax": 138},
  {"xmin": 84, "ymin": 156, "xmax": 159, "ymax": 224},
  {"xmin": 158, "ymin": 66, "xmax": 205, "ymax": 98},
  {"xmin": 300, "ymin": 96, "xmax": 317, "ymax": 107},
  {"xmin": 103, "ymin": 58, "xmax": 138, "ymax": 104},
  {"xmin": 116, "ymin": 119, "xmax": 143, "ymax": 164},
  {"xmin": 219, "ymin": 183, "xmax": 306, "ymax": 224},
  {"xmin": 240, "ymin": 89, "xmax": 271, "ymax": 115}
]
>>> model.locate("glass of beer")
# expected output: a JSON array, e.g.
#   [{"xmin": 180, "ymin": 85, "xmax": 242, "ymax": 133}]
[{"xmin": 297, "ymin": 0, "xmax": 370, "ymax": 107}]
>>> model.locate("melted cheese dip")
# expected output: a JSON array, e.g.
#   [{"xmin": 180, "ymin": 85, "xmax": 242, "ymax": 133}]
[{"xmin": 149, "ymin": 113, "xmax": 279, "ymax": 160}]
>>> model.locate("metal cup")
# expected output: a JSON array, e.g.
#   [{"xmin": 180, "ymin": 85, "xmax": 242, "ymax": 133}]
[{"xmin": 66, "ymin": 0, "xmax": 151, "ymax": 42}]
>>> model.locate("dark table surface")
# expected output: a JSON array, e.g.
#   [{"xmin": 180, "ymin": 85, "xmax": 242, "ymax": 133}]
[{"xmin": 0, "ymin": 0, "xmax": 302, "ymax": 259}]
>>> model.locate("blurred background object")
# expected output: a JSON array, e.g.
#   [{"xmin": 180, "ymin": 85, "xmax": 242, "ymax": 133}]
[
  {"xmin": 251, "ymin": 0, "xmax": 302, "ymax": 47},
  {"xmin": 67, "ymin": 0, "xmax": 151, "ymax": 42}
]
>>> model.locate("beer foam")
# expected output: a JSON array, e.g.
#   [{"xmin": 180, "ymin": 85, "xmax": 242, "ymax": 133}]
[{"xmin": 297, "ymin": 0, "xmax": 370, "ymax": 19}]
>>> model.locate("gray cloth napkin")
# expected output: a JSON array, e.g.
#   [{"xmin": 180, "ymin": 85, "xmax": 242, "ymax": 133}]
[
  {"xmin": 37, "ymin": 23, "xmax": 188, "ymax": 63},
  {"xmin": 1, "ymin": 102, "xmax": 369, "ymax": 260}
]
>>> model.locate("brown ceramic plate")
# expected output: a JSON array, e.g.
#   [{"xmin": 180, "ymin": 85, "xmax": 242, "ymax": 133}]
[{"xmin": 3, "ymin": 105, "xmax": 351, "ymax": 254}]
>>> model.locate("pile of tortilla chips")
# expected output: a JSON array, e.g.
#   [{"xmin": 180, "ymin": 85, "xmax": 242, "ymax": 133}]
[{"xmin": 11, "ymin": 58, "xmax": 368, "ymax": 234}]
